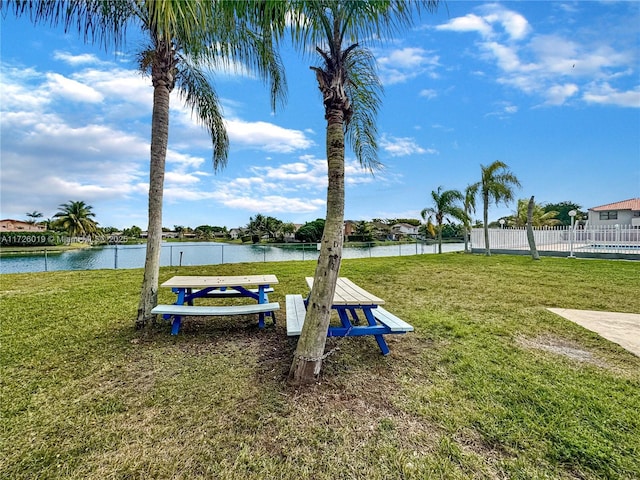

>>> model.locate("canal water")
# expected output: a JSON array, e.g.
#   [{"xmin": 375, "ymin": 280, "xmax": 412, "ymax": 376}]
[{"xmin": 0, "ymin": 242, "xmax": 464, "ymax": 274}]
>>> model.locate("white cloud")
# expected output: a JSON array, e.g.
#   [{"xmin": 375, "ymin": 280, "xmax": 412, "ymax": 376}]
[
  {"xmin": 53, "ymin": 51, "xmax": 103, "ymax": 66},
  {"xmin": 1, "ymin": 66, "xmax": 52, "ymax": 110},
  {"xmin": 192, "ymin": 155, "xmax": 380, "ymax": 216},
  {"xmin": 437, "ymin": 6, "xmax": 530, "ymax": 41},
  {"xmin": 166, "ymin": 151, "xmax": 206, "ymax": 169},
  {"xmin": 486, "ymin": 102, "xmax": 519, "ymax": 118},
  {"xmin": 583, "ymin": 84, "xmax": 640, "ymax": 108},
  {"xmin": 225, "ymin": 118, "xmax": 314, "ymax": 153},
  {"xmin": 45, "ymin": 72, "xmax": 104, "ymax": 103},
  {"xmin": 380, "ymin": 135, "xmax": 432, "ymax": 157},
  {"xmin": 73, "ymin": 68, "xmax": 152, "ymax": 107},
  {"xmin": 220, "ymin": 195, "xmax": 325, "ymax": 214},
  {"xmin": 377, "ymin": 47, "xmax": 440, "ymax": 85},
  {"xmin": 482, "ymin": 8, "xmax": 531, "ymax": 40},
  {"xmin": 438, "ymin": 6, "xmax": 638, "ymax": 108},
  {"xmin": 544, "ymin": 84, "xmax": 579, "ymax": 106},
  {"xmin": 481, "ymin": 41, "xmax": 535, "ymax": 74},
  {"xmin": 419, "ymin": 89, "xmax": 438, "ymax": 99},
  {"xmin": 165, "ymin": 171, "xmax": 203, "ymax": 185},
  {"xmin": 436, "ymin": 14, "xmax": 493, "ymax": 38}
]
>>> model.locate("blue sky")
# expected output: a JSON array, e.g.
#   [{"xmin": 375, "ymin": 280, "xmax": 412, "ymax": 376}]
[{"xmin": 1, "ymin": 1, "xmax": 639, "ymax": 230}]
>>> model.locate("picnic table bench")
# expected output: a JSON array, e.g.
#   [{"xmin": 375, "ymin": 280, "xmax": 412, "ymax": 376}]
[
  {"xmin": 286, "ymin": 277, "xmax": 413, "ymax": 355},
  {"xmin": 154, "ymin": 275, "xmax": 279, "ymax": 334}
]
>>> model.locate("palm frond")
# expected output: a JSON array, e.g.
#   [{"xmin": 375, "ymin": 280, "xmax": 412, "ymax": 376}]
[
  {"xmin": 343, "ymin": 46, "xmax": 383, "ymax": 171},
  {"xmin": 4, "ymin": 0, "xmax": 134, "ymax": 50},
  {"xmin": 174, "ymin": 55, "xmax": 228, "ymax": 170}
]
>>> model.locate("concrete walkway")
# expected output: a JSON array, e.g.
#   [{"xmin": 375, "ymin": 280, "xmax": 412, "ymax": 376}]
[{"xmin": 547, "ymin": 308, "xmax": 640, "ymax": 357}]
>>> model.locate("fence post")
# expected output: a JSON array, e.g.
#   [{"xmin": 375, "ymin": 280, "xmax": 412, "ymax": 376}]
[
  {"xmin": 114, "ymin": 245, "xmax": 118, "ymax": 269},
  {"xmin": 44, "ymin": 249, "xmax": 48, "ymax": 272}
]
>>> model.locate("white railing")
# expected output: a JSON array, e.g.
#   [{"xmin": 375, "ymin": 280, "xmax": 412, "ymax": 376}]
[{"xmin": 471, "ymin": 225, "xmax": 640, "ymax": 256}]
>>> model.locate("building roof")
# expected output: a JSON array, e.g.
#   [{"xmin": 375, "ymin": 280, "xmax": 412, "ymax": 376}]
[
  {"xmin": 1, "ymin": 218, "xmax": 31, "ymax": 224},
  {"xmin": 589, "ymin": 198, "xmax": 640, "ymax": 212}
]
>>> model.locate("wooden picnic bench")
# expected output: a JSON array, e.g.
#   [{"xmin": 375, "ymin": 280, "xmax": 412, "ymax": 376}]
[
  {"xmin": 155, "ymin": 275, "xmax": 279, "ymax": 334},
  {"xmin": 152, "ymin": 303, "xmax": 280, "ymax": 335},
  {"xmin": 286, "ymin": 277, "xmax": 413, "ymax": 355}
]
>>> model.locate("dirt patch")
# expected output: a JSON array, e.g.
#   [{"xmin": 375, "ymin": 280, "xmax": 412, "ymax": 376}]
[{"xmin": 516, "ymin": 335, "xmax": 607, "ymax": 367}]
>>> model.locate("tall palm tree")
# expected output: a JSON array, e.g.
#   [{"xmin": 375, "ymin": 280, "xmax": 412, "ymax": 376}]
[
  {"xmin": 25, "ymin": 211, "xmax": 43, "ymax": 224},
  {"xmin": 354, "ymin": 221, "xmax": 372, "ymax": 241},
  {"xmin": 479, "ymin": 160, "xmax": 521, "ymax": 256},
  {"xmin": 421, "ymin": 186, "xmax": 466, "ymax": 254},
  {"xmin": 462, "ymin": 183, "xmax": 478, "ymax": 253},
  {"xmin": 511, "ymin": 198, "xmax": 561, "ymax": 227},
  {"xmin": 286, "ymin": 1, "xmax": 439, "ymax": 385},
  {"xmin": 53, "ymin": 200, "xmax": 99, "ymax": 237},
  {"xmin": 6, "ymin": 1, "xmax": 286, "ymax": 327}
]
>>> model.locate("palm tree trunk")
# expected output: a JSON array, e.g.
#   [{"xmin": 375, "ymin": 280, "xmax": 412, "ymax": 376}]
[
  {"xmin": 483, "ymin": 193, "xmax": 490, "ymax": 256},
  {"xmin": 526, "ymin": 195, "xmax": 540, "ymax": 260},
  {"xmin": 289, "ymin": 108, "xmax": 345, "ymax": 385},
  {"xmin": 463, "ymin": 224, "xmax": 470, "ymax": 253},
  {"xmin": 136, "ymin": 50, "xmax": 172, "ymax": 328},
  {"xmin": 438, "ymin": 224, "xmax": 443, "ymax": 254}
]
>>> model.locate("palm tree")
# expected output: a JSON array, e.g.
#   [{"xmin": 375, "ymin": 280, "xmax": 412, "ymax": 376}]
[
  {"xmin": 479, "ymin": 161, "xmax": 521, "ymax": 256},
  {"xmin": 511, "ymin": 198, "xmax": 561, "ymax": 227},
  {"xmin": 286, "ymin": 1, "xmax": 439, "ymax": 385},
  {"xmin": 25, "ymin": 211, "xmax": 43, "ymax": 225},
  {"xmin": 354, "ymin": 221, "xmax": 372, "ymax": 241},
  {"xmin": 263, "ymin": 216, "xmax": 283, "ymax": 241},
  {"xmin": 421, "ymin": 186, "xmax": 466, "ymax": 254},
  {"xmin": 6, "ymin": 1, "xmax": 286, "ymax": 328},
  {"xmin": 247, "ymin": 214, "xmax": 268, "ymax": 243},
  {"xmin": 53, "ymin": 200, "xmax": 99, "ymax": 238},
  {"xmin": 462, "ymin": 183, "xmax": 478, "ymax": 253},
  {"xmin": 279, "ymin": 222, "xmax": 297, "ymax": 242}
]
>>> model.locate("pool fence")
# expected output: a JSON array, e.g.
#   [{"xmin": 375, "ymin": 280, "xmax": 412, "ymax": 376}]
[{"xmin": 471, "ymin": 225, "xmax": 640, "ymax": 259}]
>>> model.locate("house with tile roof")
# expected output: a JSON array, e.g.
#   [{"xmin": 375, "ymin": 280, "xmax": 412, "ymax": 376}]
[
  {"xmin": 588, "ymin": 198, "xmax": 640, "ymax": 228},
  {"xmin": 0, "ymin": 219, "xmax": 47, "ymax": 232}
]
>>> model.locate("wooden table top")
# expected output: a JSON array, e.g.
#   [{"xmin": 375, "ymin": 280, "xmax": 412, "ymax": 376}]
[
  {"xmin": 305, "ymin": 277, "xmax": 385, "ymax": 306},
  {"xmin": 162, "ymin": 275, "xmax": 278, "ymax": 288}
]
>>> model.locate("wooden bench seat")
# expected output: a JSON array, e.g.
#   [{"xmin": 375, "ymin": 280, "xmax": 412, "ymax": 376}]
[
  {"xmin": 152, "ymin": 302, "xmax": 280, "ymax": 335},
  {"xmin": 286, "ymin": 294, "xmax": 306, "ymax": 336},
  {"xmin": 286, "ymin": 295, "xmax": 413, "ymax": 336},
  {"xmin": 371, "ymin": 307, "xmax": 414, "ymax": 332}
]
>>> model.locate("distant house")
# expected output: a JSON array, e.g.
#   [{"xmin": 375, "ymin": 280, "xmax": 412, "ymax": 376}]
[
  {"xmin": 588, "ymin": 198, "xmax": 640, "ymax": 228},
  {"xmin": 229, "ymin": 228, "xmax": 245, "ymax": 240},
  {"xmin": 391, "ymin": 223, "xmax": 419, "ymax": 238},
  {"xmin": 343, "ymin": 221, "xmax": 357, "ymax": 237},
  {"xmin": 283, "ymin": 224, "xmax": 303, "ymax": 242},
  {"xmin": 0, "ymin": 219, "xmax": 47, "ymax": 232}
]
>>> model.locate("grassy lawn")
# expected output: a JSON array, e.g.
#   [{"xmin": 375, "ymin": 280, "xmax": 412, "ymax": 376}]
[{"xmin": 2, "ymin": 254, "xmax": 639, "ymax": 479}]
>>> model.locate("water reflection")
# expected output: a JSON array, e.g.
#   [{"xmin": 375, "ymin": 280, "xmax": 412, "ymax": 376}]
[{"xmin": 1, "ymin": 242, "xmax": 463, "ymax": 274}]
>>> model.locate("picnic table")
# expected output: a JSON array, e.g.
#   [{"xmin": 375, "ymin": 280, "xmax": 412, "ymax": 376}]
[
  {"xmin": 286, "ymin": 277, "xmax": 413, "ymax": 355},
  {"xmin": 152, "ymin": 275, "xmax": 279, "ymax": 334}
]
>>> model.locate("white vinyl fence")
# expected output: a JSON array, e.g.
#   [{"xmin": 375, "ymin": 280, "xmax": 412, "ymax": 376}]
[{"xmin": 471, "ymin": 225, "xmax": 640, "ymax": 257}]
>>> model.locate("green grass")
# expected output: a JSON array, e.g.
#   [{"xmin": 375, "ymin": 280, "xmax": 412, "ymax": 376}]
[{"xmin": 1, "ymin": 254, "xmax": 639, "ymax": 479}]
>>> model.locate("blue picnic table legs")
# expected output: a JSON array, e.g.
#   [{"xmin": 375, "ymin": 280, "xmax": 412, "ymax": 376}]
[
  {"xmin": 243, "ymin": 285, "xmax": 275, "ymax": 328},
  {"xmin": 171, "ymin": 315, "xmax": 183, "ymax": 335},
  {"xmin": 167, "ymin": 285, "xmax": 276, "ymax": 331},
  {"xmin": 334, "ymin": 306, "xmax": 391, "ymax": 356}
]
